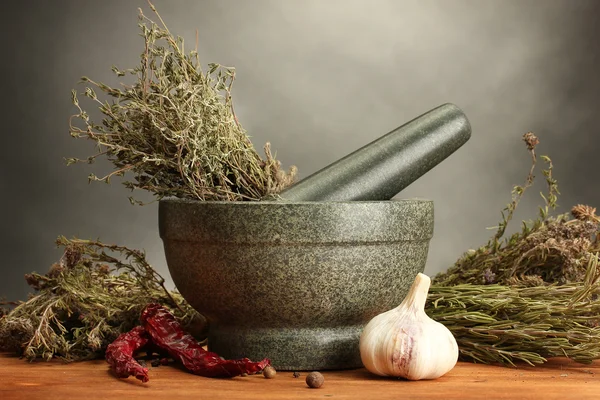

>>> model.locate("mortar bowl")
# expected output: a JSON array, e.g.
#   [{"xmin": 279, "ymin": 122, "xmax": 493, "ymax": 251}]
[{"xmin": 159, "ymin": 199, "xmax": 434, "ymax": 370}]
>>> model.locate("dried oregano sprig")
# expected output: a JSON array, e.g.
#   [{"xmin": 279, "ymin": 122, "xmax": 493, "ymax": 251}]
[
  {"xmin": 427, "ymin": 133, "xmax": 600, "ymax": 366},
  {"xmin": 68, "ymin": 1, "xmax": 296, "ymax": 204},
  {"xmin": 0, "ymin": 237, "xmax": 204, "ymax": 361}
]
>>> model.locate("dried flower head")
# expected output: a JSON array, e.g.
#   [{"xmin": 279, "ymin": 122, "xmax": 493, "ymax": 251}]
[
  {"xmin": 571, "ymin": 204, "xmax": 599, "ymax": 222},
  {"xmin": 47, "ymin": 263, "xmax": 65, "ymax": 279},
  {"xmin": 523, "ymin": 132, "xmax": 539, "ymax": 151}
]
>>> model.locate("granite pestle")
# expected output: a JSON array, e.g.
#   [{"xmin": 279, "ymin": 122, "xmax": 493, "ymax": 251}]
[{"xmin": 278, "ymin": 103, "xmax": 471, "ymax": 201}]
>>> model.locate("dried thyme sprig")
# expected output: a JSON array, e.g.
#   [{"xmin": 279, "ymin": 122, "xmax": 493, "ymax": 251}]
[
  {"xmin": 490, "ymin": 132, "xmax": 540, "ymax": 247},
  {"xmin": 68, "ymin": 1, "xmax": 296, "ymax": 204},
  {"xmin": 0, "ymin": 237, "xmax": 204, "ymax": 361}
]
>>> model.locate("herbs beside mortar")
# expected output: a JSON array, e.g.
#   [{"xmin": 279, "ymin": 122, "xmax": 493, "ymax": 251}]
[
  {"xmin": 68, "ymin": 2, "xmax": 296, "ymax": 204},
  {"xmin": 0, "ymin": 237, "xmax": 204, "ymax": 361},
  {"xmin": 427, "ymin": 133, "xmax": 600, "ymax": 366}
]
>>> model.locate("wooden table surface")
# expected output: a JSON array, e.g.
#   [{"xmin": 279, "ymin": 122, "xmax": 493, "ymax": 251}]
[{"xmin": 0, "ymin": 353, "xmax": 597, "ymax": 400}]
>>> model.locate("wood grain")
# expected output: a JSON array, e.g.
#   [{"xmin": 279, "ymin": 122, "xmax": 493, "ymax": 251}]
[{"xmin": 0, "ymin": 353, "xmax": 597, "ymax": 400}]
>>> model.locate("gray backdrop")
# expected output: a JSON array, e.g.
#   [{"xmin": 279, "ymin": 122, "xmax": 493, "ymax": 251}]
[{"xmin": 2, "ymin": 0, "xmax": 599, "ymax": 302}]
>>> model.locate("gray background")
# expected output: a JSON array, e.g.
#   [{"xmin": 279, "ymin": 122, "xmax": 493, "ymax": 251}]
[{"xmin": 2, "ymin": 0, "xmax": 599, "ymax": 302}]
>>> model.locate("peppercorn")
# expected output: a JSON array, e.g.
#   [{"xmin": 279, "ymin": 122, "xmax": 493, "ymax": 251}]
[
  {"xmin": 263, "ymin": 366, "xmax": 277, "ymax": 379},
  {"xmin": 293, "ymin": 371, "xmax": 301, "ymax": 378},
  {"xmin": 306, "ymin": 371, "xmax": 324, "ymax": 388}
]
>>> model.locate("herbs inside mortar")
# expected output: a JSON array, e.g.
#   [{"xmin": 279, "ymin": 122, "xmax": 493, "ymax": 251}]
[{"xmin": 68, "ymin": 2, "xmax": 296, "ymax": 204}]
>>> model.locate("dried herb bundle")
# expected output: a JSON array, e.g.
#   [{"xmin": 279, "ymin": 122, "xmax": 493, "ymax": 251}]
[
  {"xmin": 428, "ymin": 255, "xmax": 600, "ymax": 366},
  {"xmin": 427, "ymin": 133, "xmax": 600, "ymax": 366},
  {"xmin": 68, "ymin": 1, "xmax": 296, "ymax": 204},
  {"xmin": 0, "ymin": 237, "xmax": 204, "ymax": 361}
]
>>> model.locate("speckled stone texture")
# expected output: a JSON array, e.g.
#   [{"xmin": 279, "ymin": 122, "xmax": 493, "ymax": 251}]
[{"xmin": 159, "ymin": 199, "xmax": 434, "ymax": 370}]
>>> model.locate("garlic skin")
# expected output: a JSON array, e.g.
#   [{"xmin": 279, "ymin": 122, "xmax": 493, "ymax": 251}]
[{"xmin": 359, "ymin": 273, "xmax": 458, "ymax": 380}]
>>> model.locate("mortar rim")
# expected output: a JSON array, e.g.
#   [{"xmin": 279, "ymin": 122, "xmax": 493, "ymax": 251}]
[
  {"xmin": 158, "ymin": 196, "xmax": 434, "ymax": 243},
  {"xmin": 158, "ymin": 196, "xmax": 433, "ymax": 205}
]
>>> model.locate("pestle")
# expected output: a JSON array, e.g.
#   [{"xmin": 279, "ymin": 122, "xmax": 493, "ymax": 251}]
[{"xmin": 278, "ymin": 103, "xmax": 471, "ymax": 202}]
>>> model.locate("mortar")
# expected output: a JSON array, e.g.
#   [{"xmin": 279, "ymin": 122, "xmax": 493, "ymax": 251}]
[
  {"xmin": 159, "ymin": 103, "xmax": 471, "ymax": 370},
  {"xmin": 159, "ymin": 199, "xmax": 434, "ymax": 370}
]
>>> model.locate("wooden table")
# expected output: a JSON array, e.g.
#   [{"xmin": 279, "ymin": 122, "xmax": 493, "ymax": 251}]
[{"xmin": 0, "ymin": 353, "xmax": 597, "ymax": 399}]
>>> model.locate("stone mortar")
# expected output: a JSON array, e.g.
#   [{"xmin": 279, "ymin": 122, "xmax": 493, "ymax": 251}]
[{"xmin": 159, "ymin": 198, "xmax": 434, "ymax": 370}]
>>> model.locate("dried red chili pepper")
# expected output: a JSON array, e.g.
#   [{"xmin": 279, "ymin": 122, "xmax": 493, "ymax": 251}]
[
  {"xmin": 140, "ymin": 303, "xmax": 270, "ymax": 377},
  {"xmin": 105, "ymin": 325, "xmax": 150, "ymax": 382}
]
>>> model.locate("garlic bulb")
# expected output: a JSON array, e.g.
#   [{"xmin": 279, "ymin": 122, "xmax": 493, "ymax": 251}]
[{"xmin": 359, "ymin": 272, "xmax": 458, "ymax": 380}]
